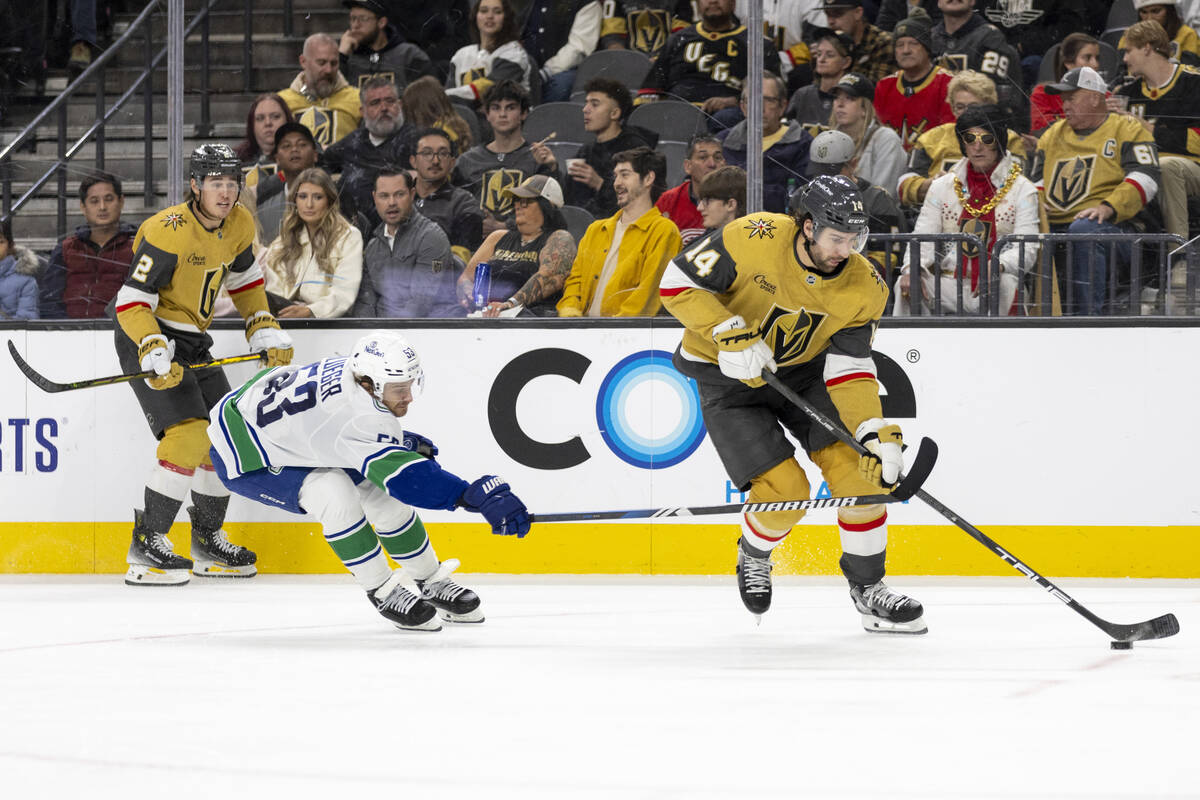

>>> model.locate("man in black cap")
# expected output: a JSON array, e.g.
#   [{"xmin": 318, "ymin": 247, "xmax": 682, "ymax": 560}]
[
  {"xmin": 337, "ymin": 0, "xmax": 435, "ymax": 90},
  {"xmin": 241, "ymin": 121, "xmax": 321, "ymax": 246},
  {"xmin": 823, "ymin": 0, "xmax": 898, "ymax": 82}
]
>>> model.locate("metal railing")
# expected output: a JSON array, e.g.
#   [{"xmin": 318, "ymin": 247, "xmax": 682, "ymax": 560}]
[{"xmin": 868, "ymin": 233, "xmax": 988, "ymax": 316}]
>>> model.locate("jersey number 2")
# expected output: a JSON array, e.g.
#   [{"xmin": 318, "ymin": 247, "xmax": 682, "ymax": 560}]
[{"xmin": 256, "ymin": 368, "xmax": 317, "ymax": 427}]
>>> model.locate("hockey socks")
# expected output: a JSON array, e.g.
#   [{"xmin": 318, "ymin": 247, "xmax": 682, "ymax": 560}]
[{"xmin": 376, "ymin": 510, "xmax": 439, "ymax": 579}]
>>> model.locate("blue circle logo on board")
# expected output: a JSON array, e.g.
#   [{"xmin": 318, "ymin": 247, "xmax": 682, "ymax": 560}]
[{"xmin": 594, "ymin": 350, "xmax": 707, "ymax": 469}]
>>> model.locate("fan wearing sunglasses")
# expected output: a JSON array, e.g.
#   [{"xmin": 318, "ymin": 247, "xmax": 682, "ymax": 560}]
[{"xmin": 894, "ymin": 103, "xmax": 1039, "ymax": 316}]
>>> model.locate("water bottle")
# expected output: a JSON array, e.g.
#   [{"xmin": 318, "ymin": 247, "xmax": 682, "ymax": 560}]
[{"xmin": 472, "ymin": 261, "xmax": 492, "ymax": 311}]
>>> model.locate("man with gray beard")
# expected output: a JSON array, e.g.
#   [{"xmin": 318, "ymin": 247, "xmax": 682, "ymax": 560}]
[
  {"xmin": 279, "ymin": 34, "xmax": 363, "ymax": 147},
  {"xmin": 323, "ymin": 77, "xmax": 414, "ymax": 233}
]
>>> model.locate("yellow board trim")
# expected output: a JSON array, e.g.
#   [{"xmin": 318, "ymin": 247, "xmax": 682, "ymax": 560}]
[{"xmin": 2, "ymin": 522, "xmax": 1197, "ymax": 577}]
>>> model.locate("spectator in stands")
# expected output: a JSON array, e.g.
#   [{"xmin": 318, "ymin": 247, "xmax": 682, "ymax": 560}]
[
  {"xmin": 322, "ymin": 77, "xmax": 412, "ymax": 233},
  {"xmin": 874, "ymin": 11, "xmax": 955, "ymax": 149},
  {"xmin": 823, "ymin": 0, "xmax": 898, "ymax": 82},
  {"xmin": 39, "ymin": 172, "xmax": 135, "ymax": 319},
  {"xmin": 338, "ymin": 0, "xmax": 434, "ymax": 90},
  {"xmin": 895, "ymin": 105, "xmax": 1038, "ymax": 315},
  {"xmin": 0, "ymin": 219, "xmax": 39, "ymax": 320},
  {"xmin": 447, "ymin": 0, "xmax": 539, "ymax": 104},
  {"xmin": 564, "ymin": 78, "xmax": 656, "ymax": 216},
  {"xmin": 736, "ymin": 0, "xmax": 828, "ymax": 85},
  {"xmin": 388, "ymin": 0, "xmax": 472, "ymax": 81},
  {"xmin": 257, "ymin": 168, "xmax": 363, "ymax": 319},
  {"xmin": 806, "ymin": 129, "xmax": 905, "ymax": 269},
  {"xmin": 1117, "ymin": 20, "xmax": 1200, "ymax": 250},
  {"xmin": 522, "ymin": 0, "xmax": 602, "ymax": 102},
  {"xmin": 833, "ymin": 73, "xmax": 906, "ymax": 199},
  {"xmin": 637, "ymin": 0, "xmax": 782, "ymax": 131},
  {"xmin": 932, "ymin": 0, "xmax": 1027, "ymax": 131},
  {"xmin": 694, "ymin": 164, "xmax": 746, "ymax": 232},
  {"xmin": 233, "ymin": 94, "xmax": 294, "ymax": 185},
  {"xmin": 241, "ymin": 122, "xmax": 321, "ymax": 250},
  {"xmin": 409, "ymin": 128, "xmax": 485, "ymax": 262},
  {"xmin": 457, "ymin": 175, "xmax": 577, "ymax": 315},
  {"xmin": 877, "ymin": 0, "xmax": 943, "ymax": 31},
  {"xmin": 1030, "ymin": 33, "xmax": 1100, "ymax": 133},
  {"xmin": 719, "ymin": 70, "xmax": 813, "ymax": 213},
  {"xmin": 898, "ymin": 69, "xmax": 1025, "ymax": 208},
  {"xmin": 453, "ymin": 81, "xmax": 560, "ymax": 236},
  {"xmin": 280, "ymin": 33, "xmax": 363, "ymax": 148},
  {"xmin": 557, "ymin": 146, "xmax": 682, "ymax": 316},
  {"xmin": 1031, "ymin": 67, "xmax": 1160, "ymax": 315},
  {"xmin": 600, "ymin": 1, "xmax": 694, "ymax": 59},
  {"xmin": 402, "ymin": 76, "xmax": 475, "ymax": 150},
  {"xmin": 787, "ymin": 28, "xmax": 854, "ymax": 126},
  {"xmin": 656, "ymin": 133, "xmax": 726, "ymax": 244},
  {"xmin": 1121, "ymin": 1, "xmax": 1200, "ymax": 66},
  {"xmin": 978, "ymin": 1, "xmax": 1090, "ymax": 92},
  {"xmin": 354, "ymin": 168, "xmax": 458, "ymax": 317}
]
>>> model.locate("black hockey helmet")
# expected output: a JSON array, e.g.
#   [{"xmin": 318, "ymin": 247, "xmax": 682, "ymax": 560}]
[
  {"xmin": 189, "ymin": 143, "xmax": 242, "ymax": 186},
  {"xmin": 789, "ymin": 175, "xmax": 869, "ymax": 252}
]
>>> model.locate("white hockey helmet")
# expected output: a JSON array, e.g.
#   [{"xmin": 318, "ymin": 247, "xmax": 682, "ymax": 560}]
[{"xmin": 350, "ymin": 332, "xmax": 424, "ymax": 406}]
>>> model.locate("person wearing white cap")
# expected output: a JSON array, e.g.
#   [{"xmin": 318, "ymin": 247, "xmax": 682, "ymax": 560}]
[
  {"xmin": 1029, "ymin": 65, "xmax": 1161, "ymax": 315},
  {"xmin": 1120, "ymin": 1, "xmax": 1200, "ymax": 66},
  {"xmin": 456, "ymin": 174, "xmax": 577, "ymax": 317}
]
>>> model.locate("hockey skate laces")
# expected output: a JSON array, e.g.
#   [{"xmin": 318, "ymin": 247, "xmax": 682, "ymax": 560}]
[
  {"xmin": 741, "ymin": 554, "xmax": 772, "ymax": 593},
  {"xmin": 149, "ymin": 533, "xmax": 177, "ymax": 556},
  {"xmin": 380, "ymin": 585, "xmax": 422, "ymax": 615},
  {"xmin": 864, "ymin": 582, "xmax": 907, "ymax": 612},
  {"xmin": 207, "ymin": 528, "xmax": 241, "ymax": 555}
]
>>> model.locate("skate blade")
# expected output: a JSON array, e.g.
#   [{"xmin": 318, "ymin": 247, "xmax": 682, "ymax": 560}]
[
  {"xmin": 438, "ymin": 608, "xmax": 485, "ymax": 624},
  {"xmin": 124, "ymin": 565, "xmax": 190, "ymax": 586},
  {"xmin": 192, "ymin": 560, "xmax": 257, "ymax": 578},
  {"xmin": 861, "ymin": 613, "xmax": 928, "ymax": 635},
  {"xmin": 388, "ymin": 618, "xmax": 443, "ymax": 633}
]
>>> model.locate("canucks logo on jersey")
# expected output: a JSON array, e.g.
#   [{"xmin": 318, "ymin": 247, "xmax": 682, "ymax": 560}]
[{"xmin": 1046, "ymin": 155, "xmax": 1096, "ymax": 211}]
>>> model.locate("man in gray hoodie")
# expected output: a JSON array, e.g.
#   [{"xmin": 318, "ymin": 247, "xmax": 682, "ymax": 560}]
[{"xmin": 354, "ymin": 168, "xmax": 459, "ymax": 318}]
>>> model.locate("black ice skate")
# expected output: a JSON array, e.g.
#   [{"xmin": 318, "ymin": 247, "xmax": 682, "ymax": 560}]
[
  {"xmin": 736, "ymin": 537, "xmax": 773, "ymax": 621},
  {"xmin": 850, "ymin": 581, "xmax": 928, "ymax": 634},
  {"xmin": 125, "ymin": 509, "xmax": 192, "ymax": 586},
  {"xmin": 415, "ymin": 558, "xmax": 484, "ymax": 623},
  {"xmin": 368, "ymin": 571, "xmax": 441, "ymax": 632},
  {"xmin": 188, "ymin": 506, "xmax": 257, "ymax": 578}
]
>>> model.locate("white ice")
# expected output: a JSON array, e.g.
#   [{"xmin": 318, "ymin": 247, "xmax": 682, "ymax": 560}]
[{"xmin": 0, "ymin": 575, "xmax": 1196, "ymax": 799}]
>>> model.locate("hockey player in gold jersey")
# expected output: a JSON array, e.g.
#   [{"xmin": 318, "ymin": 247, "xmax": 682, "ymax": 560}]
[
  {"xmin": 1030, "ymin": 66, "xmax": 1161, "ymax": 315},
  {"xmin": 110, "ymin": 144, "xmax": 294, "ymax": 586},
  {"xmin": 659, "ymin": 175, "xmax": 926, "ymax": 634}
]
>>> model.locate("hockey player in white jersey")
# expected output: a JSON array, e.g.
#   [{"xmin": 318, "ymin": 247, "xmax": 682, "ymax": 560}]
[{"xmin": 206, "ymin": 331, "xmax": 530, "ymax": 631}]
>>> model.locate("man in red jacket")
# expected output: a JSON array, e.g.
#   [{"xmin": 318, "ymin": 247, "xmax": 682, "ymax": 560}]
[
  {"xmin": 40, "ymin": 172, "xmax": 137, "ymax": 319},
  {"xmin": 655, "ymin": 133, "xmax": 725, "ymax": 245}
]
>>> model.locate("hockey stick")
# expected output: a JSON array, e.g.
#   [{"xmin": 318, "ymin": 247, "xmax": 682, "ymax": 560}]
[
  {"xmin": 533, "ymin": 423, "xmax": 938, "ymax": 523},
  {"xmin": 762, "ymin": 370, "xmax": 1180, "ymax": 647},
  {"xmin": 7, "ymin": 340, "xmax": 264, "ymax": 394}
]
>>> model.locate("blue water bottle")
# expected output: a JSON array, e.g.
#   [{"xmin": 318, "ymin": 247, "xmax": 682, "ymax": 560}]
[{"xmin": 472, "ymin": 261, "xmax": 492, "ymax": 311}]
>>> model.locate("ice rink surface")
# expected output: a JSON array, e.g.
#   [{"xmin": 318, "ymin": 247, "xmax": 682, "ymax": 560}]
[{"xmin": 0, "ymin": 575, "xmax": 1196, "ymax": 800}]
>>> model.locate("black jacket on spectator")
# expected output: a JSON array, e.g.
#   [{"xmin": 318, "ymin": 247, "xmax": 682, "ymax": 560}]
[
  {"xmin": 388, "ymin": 1, "xmax": 473, "ymax": 81},
  {"xmin": 564, "ymin": 126, "xmax": 658, "ymax": 217},
  {"xmin": 340, "ymin": 23, "xmax": 436, "ymax": 90},
  {"xmin": 638, "ymin": 17, "xmax": 782, "ymax": 103},
  {"xmin": 414, "ymin": 180, "xmax": 485, "ymax": 261},
  {"xmin": 875, "ymin": 0, "xmax": 942, "ymax": 32},
  {"xmin": 979, "ymin": 0, "xmax": 1090, "ymax": 58},
  {"xmin": 718, "ymin": 121, "xmax": 812, "ymax": 213},
  {"xmin": 323, "ymin": 124, "xmax": 414, "ymax": 231},
  {"xmin": 454, "ymin": 141, "xmax": 561, "ymax": 222},
  {"xmin": 933, "ymin": 13, "xmax": 1029, "ymax": 132}
]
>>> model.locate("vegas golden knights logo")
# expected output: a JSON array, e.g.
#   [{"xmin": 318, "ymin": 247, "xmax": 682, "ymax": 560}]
[
  {"xmin": 299, "ymin": 108, "xmax": 334, "ymax": 147},
  {"xmin": 958, "ymin": 218, "xmax": 993, "ymax": 261},
  {"xmin": 939, "ymin": 54, "xmax": 969, "ymax": 73},
  {"xmin": 628, "ymin": 10, "xmax": 671, "ymax": 55},
  {"xmin": 901, "ymin": 118, "xmax": 930, "ymax": 148},
  {"xmin": 760, "ymin": 305, "xmax": 828, "ymax": 364},
  {"xmin": 463, "ymin": 67, "xmax": 487, "ymax": 84},
  {"xmin": 1046, "ymin": 155, "xmax": 1095, "ymax": 211},
  {"xmin": 483, "ymin": 169, "xmax": 524, "ymax": 215},
  {"xmin": 357, "ymin": 71, "xmax": 397, "ymax": 89}
]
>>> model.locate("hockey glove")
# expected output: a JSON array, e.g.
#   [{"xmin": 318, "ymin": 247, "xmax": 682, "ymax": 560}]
[
  {"xmin": 460, "ymin": 475, "xmax": 531, "ymax": 538},
  {"xmin": 245, "ymin": 311, "xmax": 294, "ymax": 367},
  {"xmin": 137, "ymin": 334, "xmax": 183, "ymax": 391},
  {"xmin": 713, "ymin": 315, "xmax": 776, "ymax": 388},
  {"xmin": 855, "ymin": 418, "xmax": 904, "ymax": 489},
  {"xmin": 402, "ymin": 431, "xmax": 438, "ymax": 459}
]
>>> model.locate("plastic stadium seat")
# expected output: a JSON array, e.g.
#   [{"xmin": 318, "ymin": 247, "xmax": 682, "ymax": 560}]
[
  {"xmin": 571, "ymin": 50, "xmax": 653, "ymax": 96},
  {"xmin": 523, "ymin": 102, "xmax": 589, "ymax": 145},
  {"xmin": 560, "ymin": 205, "xmax": 595, "ymax": 244},
  {"xmin": 546, "ymin": 140, "xmax": 581, "ymax": 166},
  {"xmin": 627, "ymin": 102, "xmax": 710, "ymax": 143},
  {"xmin": 657, "ymin": 140, "xmax": 688, "ymax": 189},
  {"xmin": 1106, "ymin": 0, "xmax": 1136, "ymax": 31}
]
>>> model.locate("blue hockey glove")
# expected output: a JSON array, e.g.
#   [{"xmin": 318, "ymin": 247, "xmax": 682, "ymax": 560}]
[
  {"xmin": 402, "ymin": 431, "xmax": 438, "ymax": 459},
  {"xmin": 460, "ymin": 475, "xmax": 530, "ymax": 538}
]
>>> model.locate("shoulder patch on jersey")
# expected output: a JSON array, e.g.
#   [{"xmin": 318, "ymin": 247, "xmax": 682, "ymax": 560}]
[
  {"xmin": 162, "ymin": 213, "xmax": 186, "ymax": 231},
  {"xmin": 743, "ymin": 217, "xmax": 777, "ymax": 240}
]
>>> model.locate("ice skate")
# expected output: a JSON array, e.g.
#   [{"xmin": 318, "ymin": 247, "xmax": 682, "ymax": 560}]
[
  {"xmin": 125, "ymin": 509, "xmax": 192, "ymax": 586},
  {"xmin": 850, "ymin": 581, "xmax": 927, "ymax": 634},
  {"xmin": 368, "ymin": 571, "xmax": 441, "ymax": 632},
  {"xmin": 188, "ymin": 507, "xmax": 258, "ymax": 578},
  {"xmin": 415, "ymin": 558, "xmax": 484, "ymax": 623},
  {"xmin": 736, "ymin": 537, "xmax": 773, "ymax": 621}
]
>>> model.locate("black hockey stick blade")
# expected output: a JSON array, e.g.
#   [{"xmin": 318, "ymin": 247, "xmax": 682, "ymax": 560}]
[
  {"xmin": 891, "ymin": 436, "xmax": 937, "ymax": 501},
  {"xmin": 532, "ymin": 491, "xmax": 902, "ymax": 524},
  {"xmin": 7, "ymin": 340, "xmax": 264, "ymax": 393}
]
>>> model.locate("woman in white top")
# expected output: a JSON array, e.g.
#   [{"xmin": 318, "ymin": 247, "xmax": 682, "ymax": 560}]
[
  {"xmin": 829, "ymin": 73, "xmax": 905, "ymax": 200},
  {"xmin": 446, "ymin": 0, "xmax": 537, "ymax": 104},
  {"xmin": 258, "ymin": 167, "xmax": 363, "ymax": 319},
  {"xmin": 894, "ymin": 104, "xmax": 1040, "ymax": 316}
]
